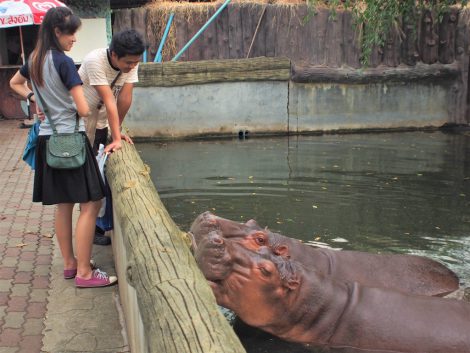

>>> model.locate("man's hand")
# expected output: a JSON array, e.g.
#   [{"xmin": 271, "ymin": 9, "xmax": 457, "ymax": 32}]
[
  {"xmin": 121, "ymin": 133, "xmax": 133, "ymax": 145},
  {"xmin": 104, "ymin": 139, "xmax": 122, "ymax": 154}
]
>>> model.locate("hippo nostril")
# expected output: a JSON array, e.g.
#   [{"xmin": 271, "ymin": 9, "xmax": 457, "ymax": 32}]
[
  {"xmin": 213, "ymin": 237, "xmax": 224, "ymax": 245},
  {"xmin": 208, "ymin": 231, "xmax": 224, "ymax": 245}
]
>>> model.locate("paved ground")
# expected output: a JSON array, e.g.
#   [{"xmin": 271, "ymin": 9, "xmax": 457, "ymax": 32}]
[{"xmin": 0, "ymin": 119, "xmax": 128, "ymax": 353}]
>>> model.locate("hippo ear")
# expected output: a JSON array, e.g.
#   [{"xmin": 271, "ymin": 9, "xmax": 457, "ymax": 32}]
[
  {"xmin": 245, "ymin": 219, "xmax": 260, "ymax": 228},
  {"xmin": 285, "ymin": 276, "xmax": 300, "ymax": 291},
  {"xmin": 274, "ymin": 245, "xmax": 290, "ymax": 257},
  {"xmin": 187, "ymin": 232, "xmax": 197, "ymax": 254}
]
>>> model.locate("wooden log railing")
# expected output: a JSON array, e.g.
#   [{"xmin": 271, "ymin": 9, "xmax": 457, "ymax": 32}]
[
  {"xmin": 291, "ymin": 62, "xmax": 460, "ymax": 84},
  {"xmin": 106, "ymin": 141, "xmax": 246, "ymax": 353},
  {"xmin": 136, "ymin": 57, "xmax": 291, "ymax": 87}
]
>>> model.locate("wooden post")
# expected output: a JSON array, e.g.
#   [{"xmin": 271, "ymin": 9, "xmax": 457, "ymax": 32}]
[{"xmin": 106, "ymin": 141, "xmax": 246, "ymax": 353}]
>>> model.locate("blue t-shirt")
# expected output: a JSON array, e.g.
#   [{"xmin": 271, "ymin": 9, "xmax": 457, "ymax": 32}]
[{"xmin": 20, "ymin": 50, "xmax": 85, "ymax": 135}]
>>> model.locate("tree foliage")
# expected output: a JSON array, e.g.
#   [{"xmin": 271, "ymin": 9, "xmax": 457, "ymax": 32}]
[
  {"xmin": 63, "ymin": 0, "xmax": 110, "ymax": 18},
  {"xmin": 306, "ymin": 0, "xmax": 469, "ymax": 65}
]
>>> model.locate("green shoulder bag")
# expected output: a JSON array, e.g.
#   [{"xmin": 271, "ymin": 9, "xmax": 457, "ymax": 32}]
[
  {"xmin": 46, "ymin": 126, "xmax": 86, "ymax": 170},
  {"xmin": 34, "ymin": 86, "xmax": 86, "ymax": 170}
]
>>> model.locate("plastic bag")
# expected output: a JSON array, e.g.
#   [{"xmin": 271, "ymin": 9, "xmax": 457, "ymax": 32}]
[
  {"xmin": 22, "ymin": 118, "xmax": 40, "ymax": 170},
  {"xmin": 96, "ymin": 144, "xmax": 108, "ymax": 217},
  {"xmin": 96, "ymin": 183, "xmax": 114, "ymax": 231}
]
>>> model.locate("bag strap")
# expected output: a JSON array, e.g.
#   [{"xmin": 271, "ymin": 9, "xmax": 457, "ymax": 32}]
[
  {"xmin": 111, "ymin": 71, "xmax": 122, "ymax": 88},
  {"xmin": 96, "ymin": 71, "xmax": 122, "ymax": 110},
  {"xmin": 32, "ymin": 83, "xmax": 80, "ymax": 134}
]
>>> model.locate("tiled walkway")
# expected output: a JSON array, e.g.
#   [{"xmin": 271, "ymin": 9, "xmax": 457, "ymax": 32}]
[
  {"xmin": 0, "ymin": 119, "xmax": 55, "ymax": 353},
  {"xmin": 0, "ymin": 119, "xmax": 127, "ymax": 353}
]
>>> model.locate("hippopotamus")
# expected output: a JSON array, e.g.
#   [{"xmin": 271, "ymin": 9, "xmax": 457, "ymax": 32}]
[
  {"xmin": 189, "ymin": 211, "xmax": 459, "ymax": 297},
  {"xmin": 195, "ymin": 232, "xmax": 470, "ymax": 353}
]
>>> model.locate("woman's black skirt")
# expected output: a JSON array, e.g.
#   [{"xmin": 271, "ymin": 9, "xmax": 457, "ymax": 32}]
[{"xmin": 33, "ymin": 133, "xmax": 106, "ymax": 205}]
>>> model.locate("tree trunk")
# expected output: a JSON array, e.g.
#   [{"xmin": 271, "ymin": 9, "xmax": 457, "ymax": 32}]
[{"xmin": 106, "ymin": 142, "xmax": 246, "ymax": 353}]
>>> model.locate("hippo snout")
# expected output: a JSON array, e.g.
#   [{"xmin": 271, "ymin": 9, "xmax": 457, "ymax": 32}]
[
  {"xmin": 195, "ymin": 231, "xmax": 233, "ymax": 281},
  {"xmin": 208, "ymin": 231, "xmax": 224, "ymax": 245}
]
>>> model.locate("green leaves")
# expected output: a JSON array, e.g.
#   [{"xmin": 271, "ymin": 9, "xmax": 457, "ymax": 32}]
[{"xmin": 306, "ymin": 0, "xmax": 469, "ymax": 66}]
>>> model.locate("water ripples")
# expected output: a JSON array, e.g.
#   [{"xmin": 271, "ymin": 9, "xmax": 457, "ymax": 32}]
[{"xmin": 139, "ymin": 131, "xmax": 470, "ymax": 280}]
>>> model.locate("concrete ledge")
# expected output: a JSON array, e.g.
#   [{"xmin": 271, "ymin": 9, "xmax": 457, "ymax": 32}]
[
  {"xmin": 42, "ymin": 207, "xmax": 128, "ymax": 353},
  {"xmin": 125, "ymin": 58, "xmax": 462, "ymax": 140},
  {"xmin": 111, "ymin": 212, "xmax": 148, "ymax": 353}
]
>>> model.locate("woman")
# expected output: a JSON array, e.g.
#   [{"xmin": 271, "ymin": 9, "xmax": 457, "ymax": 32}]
[{"xmin": 10, "ymin": 7, "xmax": 117, "ymax": 288}]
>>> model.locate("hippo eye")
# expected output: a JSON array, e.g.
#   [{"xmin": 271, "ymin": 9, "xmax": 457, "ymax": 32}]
[
  {"xmin": 259, "ymin": 266, "xmax": 271, "ymax": 277},
  {"xmin": 255, "ymin": 236, "xmax": 266, "ymax": 245}
]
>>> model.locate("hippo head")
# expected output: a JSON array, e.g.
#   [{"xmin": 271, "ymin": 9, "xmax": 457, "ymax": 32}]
[
  {"xmin": 189, "ymin": 211, "xmax": 297, "ymax": 258},
  {"xmin": 195, "ymin": 231, "xmax": 301, "ymax": 329},
  {"xmin": 189, "ymin": 211, "xmax": 264, "ymax": 250}
]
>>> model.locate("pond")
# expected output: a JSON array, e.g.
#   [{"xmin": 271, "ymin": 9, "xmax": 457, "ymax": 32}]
[{"xmin": 137, "ymin": 130, "xmax": 470, "ymax": 352}]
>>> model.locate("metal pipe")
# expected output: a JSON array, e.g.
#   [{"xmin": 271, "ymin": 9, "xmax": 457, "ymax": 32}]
[
  {"xmin": 19, "ymin": 26, "xmax": 26, "ymax": 65},
  {"xmin": 172, "ymin": 0, "xmax": 230, "ymax": 62},
  {"xmin": 155, "ymin": 13, "xmax": 174, "ymax": 63},
  {"xmin": 246, "ymin": 5, "xmax": 267, "ymax": 58}
]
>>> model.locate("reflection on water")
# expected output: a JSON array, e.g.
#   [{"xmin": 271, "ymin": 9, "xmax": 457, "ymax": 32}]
[
  {"xmin": 137, "ymin": 131, "xmax": 470, "ymax": 280},
  {"xmin": 137, "ymin": 131, "xmax": 470, "ymax": 351}
]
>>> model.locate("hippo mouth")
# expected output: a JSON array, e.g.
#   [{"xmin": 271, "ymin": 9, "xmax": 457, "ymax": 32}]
[
  {"xmin": 206, "ymin": 279, "xmax": 225, "ymax": 293},
  {"xmin": 194, "ymin": 230, "xmax": 234, "ymax": 281},
  {"xmin": 204, "ymin": 261, "xmax": 258, "ymax": 310},
  {"xmin": 194, "ymin": 230, "xmax": 256, "ymax": 287}
]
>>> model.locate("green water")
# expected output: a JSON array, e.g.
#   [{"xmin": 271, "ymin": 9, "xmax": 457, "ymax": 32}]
[
  {"xmin": 137, "ymin": 131, "xmax": 470, "ymax": 353},
  {"xmin": 137, "ymin": 131, "xmax": 470, "ymax": 283}
]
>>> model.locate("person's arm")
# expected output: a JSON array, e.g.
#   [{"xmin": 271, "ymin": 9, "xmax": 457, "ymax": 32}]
[
  {"xmin": 94, "ymin": 85, "xmax": 122, "ymax": 153},
  {"xmin": 116, "ymin": 82, "xmax": 134, "ymax": 144},
  {"xmin": 117, "ymin": 82, "xmax": 133, "ymax": 124},
  {"xmin": 54, "ymin": 52, "xmax": 89, "ymax": 118},
  {"xmin": 9, "ymin": 71, "xmax": 35, "ymax": 102},
  {"xmin": 69, "ymin": 85, "xmax": 90, "ymax": 118},
  {"xmin": 10, "ymin": 71, "xmax": 45, "ymax": 120}
]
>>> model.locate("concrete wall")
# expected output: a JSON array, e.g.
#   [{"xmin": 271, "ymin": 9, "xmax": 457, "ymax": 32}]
[
  {"xmin": 125, "ymin": 77, "xmax": 454, "ymax": 139},
  {"xmin": 111, "ymin": 216, "xmax": 149, "ymax": 353},
  {"xmin": 126, "ymin": 81, "xmax": 289, "ymax": 138},
  {"xmin": 289, "ymin": 81, "xmax": 452, "ymax": 132}
]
